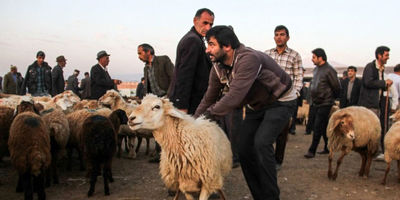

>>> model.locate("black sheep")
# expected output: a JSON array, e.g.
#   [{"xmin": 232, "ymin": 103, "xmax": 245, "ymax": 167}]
[{"xmin": 82, "ymin": 109, "xmax": 127, "ymax": 197}]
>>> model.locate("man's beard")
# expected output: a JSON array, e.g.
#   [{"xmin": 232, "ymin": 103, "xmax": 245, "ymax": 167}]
[{"xmin": 212, "ymin": 50, "xmax": 227, "ymax": 63}]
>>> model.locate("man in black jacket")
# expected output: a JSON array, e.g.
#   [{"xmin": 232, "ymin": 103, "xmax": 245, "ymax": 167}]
[
  {"xmin": 80, "ymin": 72, "xmax": 91, "ymax": 99},
  {"xmin": 21, "ymin": 51, "xmax": 52, "ymax": 96},
  {"xmin": 90, "ymin": 50, "xmax": 116, "ymax": 99},
  {"xmin": 168, "ymin": 8, "xmax": 214, "ymax": 114},
  {"xmin": 304, "ymin": 48, "xmax": 341, "ymax": 158},
  {"xmin": 66, "ymin": 69, "xmax": 80, "ymax": 96},
  {"xmin": 52, "ymin": 55, "xmax": 67, "ymax": 96},
  {"xmin": 340, "ymin": 66, "xmax": 361, "ymax": 108}
]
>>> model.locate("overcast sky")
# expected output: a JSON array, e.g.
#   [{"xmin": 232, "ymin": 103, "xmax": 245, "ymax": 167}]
[{"xmin": 1, "ymin": 0, "xmax": 399, "ymax": 81}]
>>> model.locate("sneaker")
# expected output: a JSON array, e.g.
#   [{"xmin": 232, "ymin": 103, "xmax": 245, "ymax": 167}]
[{"xmin": 374, "ymin": 153, "xmax": 385, "ymax": 162}]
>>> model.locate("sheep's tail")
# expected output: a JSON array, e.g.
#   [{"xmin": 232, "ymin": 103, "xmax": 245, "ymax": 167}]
[{"xmin": 30, "ymin": 142, "xmax": 50, "ymax": 176}]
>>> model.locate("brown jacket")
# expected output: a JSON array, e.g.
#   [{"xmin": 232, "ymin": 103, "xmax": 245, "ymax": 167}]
[{"xmin": 195, "ymin": 44, "xmax": 292, "ymax": 117}]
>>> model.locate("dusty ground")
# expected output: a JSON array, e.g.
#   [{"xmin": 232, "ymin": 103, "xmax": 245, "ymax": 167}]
[{"xmin": 1, "ymin": 124, "xmax": 400, "ymax": 200}]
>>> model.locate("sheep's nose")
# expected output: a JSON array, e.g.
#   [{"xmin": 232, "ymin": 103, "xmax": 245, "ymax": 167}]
[{"xmin": 129, "ymin": 116, "xmax": 136, "ymax": 121}]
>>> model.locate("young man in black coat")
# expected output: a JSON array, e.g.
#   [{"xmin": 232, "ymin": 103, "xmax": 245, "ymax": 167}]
[
  {"xmin": 21, "ymin": 51, "xmax": 52, "ymax": 96},
  {"xmin": 52, "ymin": 55, "xmax": 67, "ymax": 96},
  {"xmin": 340, "ymin": 66, "xmax": 362, "ymax": 108},
  {"xmin": 90, "ymin": 50, "xmax": 116, "ymax": 100},
  {"xmin": 168, "ymin": 8, "xmax": 214, "ymax": 114}
]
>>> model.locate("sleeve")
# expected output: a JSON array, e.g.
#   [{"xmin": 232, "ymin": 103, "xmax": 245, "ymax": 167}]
[
  {"xmin": 327, "ymin": 69, "xmax": 341, "ymax": 99},
  {"xmin": 51, "ymin": 68, "xmax": 58, "ymax": 95},
  {"xmin": 20, "ymin": 68, "xmax": 30, "ymax": 95},
  {"xmin": 292, "ymin": 52, "xmax": 304, "ymax": 95},
  {"xmin": 3, "ymin": 75, "xmax": 8, "ymax": 93},
  {"xmin": 172, "ymin": 38, "xmax": 202, "ymax": 109},
  {"xmin": 194, "ymin": 66, "xmax": 224, "ymax": 117},
  {"xmin": 91, "ymin": 66, "xmax": 113, "ymax": 87},
  {"xmin": 210, "ymin": 54, "xmax": 260, "ymax": 116},
  {"xmin": 362, "ymin": 65, "xmax": 386, "ymax": 89},
  {"xmin": 165, "ymin": 56, "xmax": 174, "ymax": 92}
]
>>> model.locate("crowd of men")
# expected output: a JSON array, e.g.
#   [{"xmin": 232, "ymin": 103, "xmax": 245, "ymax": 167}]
[{"xmin": 2, "ymin": 7, "xmax": 400, "ymax": 200}]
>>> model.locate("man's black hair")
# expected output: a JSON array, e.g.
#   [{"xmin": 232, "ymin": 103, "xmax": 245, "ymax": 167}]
[
  {"xmin": 138, "ymin": 43, "xmax": 155, "ymax": 55},
  {"xmin": 312, "ymin": 48, "xmax": 327, "ymax": 61},
  {"xmin": 274, "ymin": 25, "xmax": 289, "ymax": 37},
  {"xmin": 347, "ymin": 66, "xmax": 357, "ymax": 72},
  {"xmin": 394, "ymin": 64, "xmax": 400, "ymax": 72},
  {"xmin": 195, "ymin": 8, "xmax": 214, "ymax": 18},
  {"xmin": 206, "ymin": 25, "xmax": 240, "ymax": 49},
  {"xmin": 375, "ymin": 46, "xmax": 390, "ymax": 59}
]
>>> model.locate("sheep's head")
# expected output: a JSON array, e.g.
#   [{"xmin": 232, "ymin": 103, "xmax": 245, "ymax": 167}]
[
  {"xmin": 53, "ymin": 90, "xmax": 81, "ymax": 111},
  {"xmin": 128, "ymin": 94, "xmax": 184, "ymax": 131},
  {"xmin": 331, "ymin": 113, "xmax": 355, "ymax": 140},
  {"xmin": 15, "ymin": 96, "xmax": 40, "ymax": 115},
  {"xmin": 99, "ymin": 89, "xmax": 123, "ymax": 108}
]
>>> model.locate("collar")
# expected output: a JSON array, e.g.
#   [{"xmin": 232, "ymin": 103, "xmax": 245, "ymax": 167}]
[
  {"xmin": 375, "ymin": 60, "xmax": 384, "ymax": 71},
  {"xmin": 99, "ymin": 63, "xmax": 107, "ymax": 71},
  {"xmin": 273, "ymin": 46, "xmax": 289, "ymax": 55}
]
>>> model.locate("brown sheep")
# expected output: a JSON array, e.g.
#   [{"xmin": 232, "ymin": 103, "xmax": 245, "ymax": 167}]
[
  {"xmin": 0, "ymin": 106, "xmax": 14, "ymax": 161},
  {"xmin": 8, "ymin": 99, "xmax": 51, "ymax": 200},
  {"xmin": 327, "ymin": 106, "xmax": 380, "ymax": 181}
]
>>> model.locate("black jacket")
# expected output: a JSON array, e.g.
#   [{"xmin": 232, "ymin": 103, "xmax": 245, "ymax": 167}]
[
  {"xmin": 66, "ymin": 75, "xmax": 79, "ymax": 96},
  {"xmin": 90, "ymin": 64, "xmax": 115, "ymax": 99},
  {"xmin": 51, "ymin": 65, "xmax": 65, "ymax": 96},
  {"xmin": 339, "ymin": 78, "xmax": 361, "ymax": 108},
  {"xmin": 358, "ymin": 60, "xmax": 387, "ymax": 109},
  {"xmin": 21, "ymin": 61, "xmax": 52, "ymax": 95},
  {"xmin": 168, "ymin": 27, "xmax": 212, "ymax": 114},
  {"xmin": 136, "ymin": 82, "xmax": 145, "ymax": 99},
  {"xmin": 80, "ymin": 76, "xmax": 91, "ymax": 99},
  {"xmin": 310, "ymin": 62, "xmax": 341, "ymax": 107}
]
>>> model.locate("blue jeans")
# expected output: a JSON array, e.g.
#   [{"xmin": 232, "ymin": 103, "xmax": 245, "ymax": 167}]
[{"xmin": 232, "ymin": 101, "xmax": 293, "ymax": 200}]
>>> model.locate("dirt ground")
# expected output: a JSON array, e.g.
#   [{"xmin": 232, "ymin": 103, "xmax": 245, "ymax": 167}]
[{"xmin": 1, "ymin": 124, "xmax": 400, "ymax": 200}]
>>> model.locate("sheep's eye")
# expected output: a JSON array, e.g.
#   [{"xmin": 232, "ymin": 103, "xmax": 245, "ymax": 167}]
[
  {"xmin": 340, "ymin": 121, "xmax": 345, "ymax": 125},
  {"xmin": 152, "ymin": 105, "xmax": 160, "ymax": 110}
]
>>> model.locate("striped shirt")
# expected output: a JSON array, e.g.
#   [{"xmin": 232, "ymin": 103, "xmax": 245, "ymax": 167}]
[
  {"xmin": 147, "ymin": 64, "xmax": 166, "ymax": 97},
  {"xmin": 265, "ymin": 47, "xmax": 303, "ymax": 96}
]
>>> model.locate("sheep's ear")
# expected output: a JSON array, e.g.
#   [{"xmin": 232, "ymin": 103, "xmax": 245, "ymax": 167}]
[{"xmin": 161, "ymin": 98, "xmax": 185, "ymax": 119}]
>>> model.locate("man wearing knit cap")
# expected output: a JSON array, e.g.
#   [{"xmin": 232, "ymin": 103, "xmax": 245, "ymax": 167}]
[{"xmin": 21, "ymin": 51, "xmax": 52, "ymax": 96}]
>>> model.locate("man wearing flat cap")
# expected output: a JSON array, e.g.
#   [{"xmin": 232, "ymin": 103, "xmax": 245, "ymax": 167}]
[
  {"xmin": 21, "ymin": 51, "xmax": 52, "ymax": 96},
  {"xmin": 90, "ymin": 50, "xmax": 116, "ymax": 99},
  {"xmin": 52, "ymin": 55, "xmax": 67, "ymax": 96}
]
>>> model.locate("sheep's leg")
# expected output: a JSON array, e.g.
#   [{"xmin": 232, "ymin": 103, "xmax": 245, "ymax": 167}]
[
  {"xmin": 22, "ymin": 172, "xmax": 33, "ymax": 200},
  {"xmin": 397, "ymin": 160, "xmax": 400, "ymax": 183},
  {"xmin": 381, "ymin": 161, "xmax": 391, "ymax": 185},
  {"xmin": 136, "ymin": 136, "xmax": 143, "ymax": 153},
  {"xmin": 364, "ymin": 154, "xmax": 374, "ymax": 178},
  {"xmin": 183, "ymin": 192, "xmax": 195, "ymax": 200},
  {"xmin": 332, "ymin": 150, "xmax": 347, "ymax": 180},
  {"xmin": 67, "ymin": 147, "xmax": 73, "ymax": 171},
  {"xmin": 145, "ymin": 137, "xmax": 150, "ymax": 155},
  {"xmin": 78, "ymin": 149, "xmax": 85, "ymax": 171},
  {"xmin": 199, "ymin": 189, "xmax": 210, "ymax": 200},
  {"xmin": 218, "ymin": 189, "xmax": 227, "ymax": 200},
  {"xmin": 105, "ymin": 159, "xmax": 114, "ymax": 183},
  {"xmin": 16, "ymin": 173, "xmax": 23, "ymax": 192},
  {"xmin": 45, "ymin": 168, "xmax": 51, "ymax": 188},
  {"xmin": 328, "ymin": 151, "xmax": 333, "ymax": 179},
  {"xmin": 34, "ymin": 172, "xmax": 46, "ymax": 200},
  {"xmin": 125, "ymin": 136, "xmax": 130, "ymax": 153},
  {"xmin": 103, "ymin": 167, "xmax": 110, "ymax": 196},
  {"xmin": 358, "ymin": 151, "xmax": 367, "ymax": 177},
  {"xmin": 173, "ymin": 190, "xmax": 180, "ymax": 200},
  {"xmin": 117, "ymin": 135, "xmax": 123, "ymax": 158},
  {"xmin": 88, "ymin": 163, "xmax": 99, "ymax": 197}
]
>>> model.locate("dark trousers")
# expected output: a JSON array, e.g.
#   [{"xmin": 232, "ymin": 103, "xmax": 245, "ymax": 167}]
[
  {"xmin": 380, "ymin": 96, "xmax": 391, "ymax": 152},
  {"xmin": 289, "ymin": 99, "xmax": 298, "ymax": 133},
  {"xmin": 307, "ymin": 105, "xmax": 332, "ymax": 154},
  {"xmin": 218, "ymin": 112, "xmax": 240, "ymax": 163},
  {"xmin": 275, "ymin": 100, "xmax": 297, "ymax": 165},
  {"xmin": 232, "ymin": 101, "xmax": 293, "ymax": 200},
  {"xmin": 305, "ymin": 104, "xmax": 316, "ymax": 134}
]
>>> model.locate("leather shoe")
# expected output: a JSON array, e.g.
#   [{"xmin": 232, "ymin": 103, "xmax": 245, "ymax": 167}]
[
  {"xmin": 304, "ymin": 152, "xmax": 315, "ymax": 158},
  {"xmin": 317, "ymin": 150, "xmax": 329, "ymax": 154}
]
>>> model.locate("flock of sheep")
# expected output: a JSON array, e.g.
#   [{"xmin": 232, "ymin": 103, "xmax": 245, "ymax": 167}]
[
  {"xmin": 1, "ymin": 89, "xmax": 400, "ymax": 199},
  {"xmin": 0, "ymin": 90, "xmax": 232, "ymax": 200}
]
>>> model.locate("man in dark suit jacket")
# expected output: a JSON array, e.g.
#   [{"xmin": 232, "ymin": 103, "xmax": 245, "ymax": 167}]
[
  {"xmin": 66, "ymin": 69, "xmax": 80, "ymax": 96},
  {"xmin": 168, "ymin": 8, "xmax": 214, "ymax": 114},
  {"xmin": 135, "ymin": 77, "xmax": 145, "ymax": 99},
  {"xmin": 137, "ymin": 43, "xmax": 174, "ymax": 97},
  {"xmin": 52, "ymin": 55, "xmax": 67, "ymax": 96},
  {"xmin": 3, "ymin": 65, "xmax": 23, "ymax": 94},
  {"xmin": 90, "ymin": 50, "xmax": 115, "ymax": 99},
  {"xmin": 80, "ymin": 72, "xmax": 91, "ymax": 99},
  {"xmin": 340, "ymin": 66, "xmax": 362, "ymax": 108}
]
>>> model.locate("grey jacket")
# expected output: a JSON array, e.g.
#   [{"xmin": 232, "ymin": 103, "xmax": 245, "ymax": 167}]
[{"xmin": 195, "ymin": 44, "xmax": 292, "ymax": 117}]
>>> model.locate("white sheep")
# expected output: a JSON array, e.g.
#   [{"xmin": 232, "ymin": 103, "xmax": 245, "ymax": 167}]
[
  {"xmin": 128, "ymin": 94, "xmax": 232, "ymax": 200},
  {"xmin": 327, "ymin": 106, "xmax": 381, "ymax": 180},
  {"xmin": 381, "ymin": 110, "xmax": 400, "ymax": 185}
]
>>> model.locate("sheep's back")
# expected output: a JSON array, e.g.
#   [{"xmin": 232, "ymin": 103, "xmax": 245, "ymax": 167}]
[
  {"xmin": 8, "ymin": 112, "xmax": 51, "ymax": 175},
  {"xmin": 0, "ymin": 106, "xmax": 14, "ymax": 158},
  {"xmin": 42, "ymin": 108, "xmax": 70, "ymax": 149},
  {"xmin": 384, "ymin": 122, "xmax": 400, "ymax": 161},
  {"xmin": 82, "ymin": 115, "xmax": 116, "ymax": 162}
]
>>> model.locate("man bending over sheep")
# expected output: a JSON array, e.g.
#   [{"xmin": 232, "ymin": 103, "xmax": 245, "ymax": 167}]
[{"xmin": 194, "ymin": 25, "xmax": 295, "ymax": 200}]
